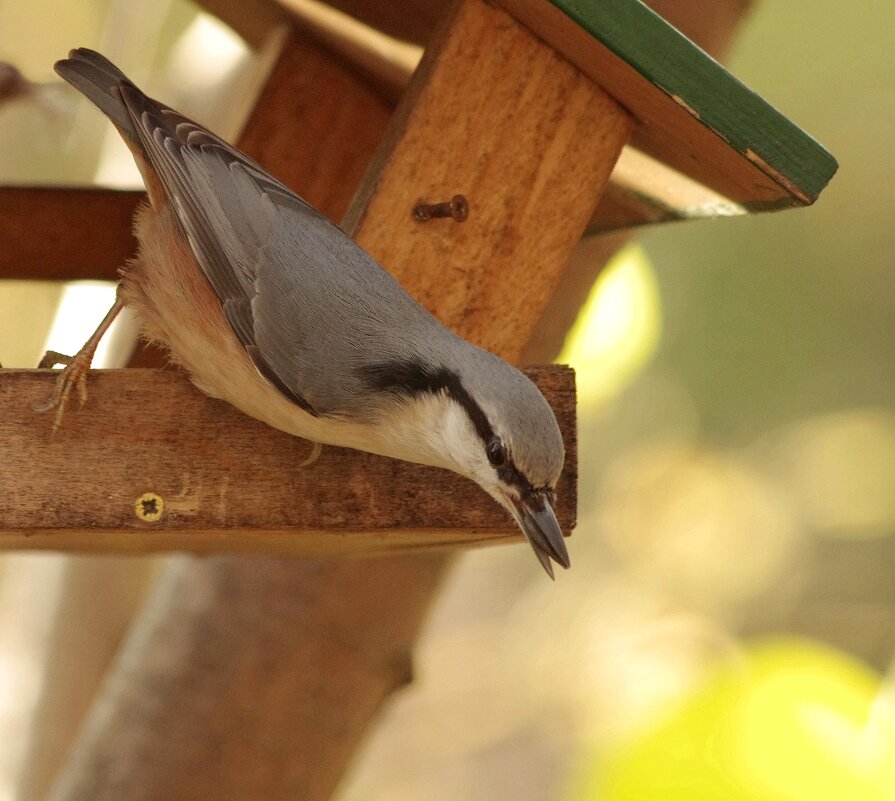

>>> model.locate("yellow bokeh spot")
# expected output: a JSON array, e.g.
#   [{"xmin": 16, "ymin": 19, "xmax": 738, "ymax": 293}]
[
  {"xmin": 557, "ymin": 244, "xmax": 661, "ymax": 406},
  {"xmin": 576, "ymin": 639, "xmax": 895, "ymax": 801}
]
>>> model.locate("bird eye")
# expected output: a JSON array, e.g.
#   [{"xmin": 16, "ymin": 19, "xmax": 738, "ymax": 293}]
[{"xmin": 486, "ymin": 438, "xmax": 506, "ymax": 466}]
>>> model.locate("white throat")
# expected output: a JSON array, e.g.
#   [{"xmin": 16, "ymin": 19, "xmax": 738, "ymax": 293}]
[{"xmin": 364, "ymin": 394, "xmax": 479, "ymax": 476}]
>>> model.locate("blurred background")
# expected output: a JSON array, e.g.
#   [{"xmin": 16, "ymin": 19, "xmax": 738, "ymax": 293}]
[{"xmin": 1, "ymin": 0, "xmax": 894, "ymax": 799}]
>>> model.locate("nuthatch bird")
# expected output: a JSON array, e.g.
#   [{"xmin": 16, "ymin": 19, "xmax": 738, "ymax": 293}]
[{"xmin": 46, "ymin": 48, "xmax": 570, "ymax": 576}]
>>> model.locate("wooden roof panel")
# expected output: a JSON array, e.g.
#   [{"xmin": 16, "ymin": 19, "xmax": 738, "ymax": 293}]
[{"xmin": 497, "ymin": 0, "xmax": 836, "ymax": 208}]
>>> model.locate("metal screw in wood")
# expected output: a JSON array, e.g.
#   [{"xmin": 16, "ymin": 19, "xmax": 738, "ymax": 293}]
[
  {"xmin": 413, "ymin": 194, "xmax": 469, "ymax": 222},
  {"xmin": 135, "ymin": 492, "xmax": 165, "ymax": 523}
]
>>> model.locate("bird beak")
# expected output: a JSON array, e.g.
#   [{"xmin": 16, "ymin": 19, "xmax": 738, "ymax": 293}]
[{"xmin": 509, "ymin": 491, "xmax": 570, "ymax": 580}]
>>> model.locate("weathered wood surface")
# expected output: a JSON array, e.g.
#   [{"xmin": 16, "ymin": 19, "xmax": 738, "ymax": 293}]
[
  {"xmin": 45, "ymin": 2, "xmax": 623, "ymax": 799},
  {"xmin": 496, "ymin": 0, "xmax": 836, "ymax": 209},
  {"xmin": 0, "ymin": 367, "xmax": 575, "ymax": 552}
]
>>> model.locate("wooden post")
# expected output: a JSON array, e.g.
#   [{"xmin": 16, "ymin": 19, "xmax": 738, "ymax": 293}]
[{"xmin": 46, "ymin": 2, "xmax": 630, "ymax": 799}]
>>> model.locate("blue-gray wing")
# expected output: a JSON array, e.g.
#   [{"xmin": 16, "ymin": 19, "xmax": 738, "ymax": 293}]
[{"xmin": 115, "ymin": 82, "xmax": 438, "ymax": 418}]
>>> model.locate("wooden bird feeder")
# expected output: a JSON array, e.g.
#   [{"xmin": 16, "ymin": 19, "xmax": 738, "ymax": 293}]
[
  {"xmin": 0, "ymin": 1, "xmax": 836, "ymax": 799},
  {"xmin": 0, "ymin": 0, "xmax": 835, "ymax": 555}
]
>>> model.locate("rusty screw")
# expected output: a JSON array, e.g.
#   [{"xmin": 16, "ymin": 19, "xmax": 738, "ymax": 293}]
[{"xmin": 413, "ymin": 194, "xmax": 469, "ymax": 223}]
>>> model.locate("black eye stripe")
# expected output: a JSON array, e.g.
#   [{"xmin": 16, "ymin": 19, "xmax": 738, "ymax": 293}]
[
  {"xmin": 360, "ymin": 359, "xmax": 541, "ymax": 494},
  {"xmin": 497, "ymin": 461, "xmax": 530, "ymax": 493},
  {"xmin": 359, "ymin": 359, "xmax": 494, "ymax": 442}
]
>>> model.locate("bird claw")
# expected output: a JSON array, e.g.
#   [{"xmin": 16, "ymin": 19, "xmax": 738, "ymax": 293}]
[
  {"xmin": 35, "ymin": 350, "xmax": 93, "ymax": 434},
  {"xmin": 37, "ymin": 350, "xmax": 73, "ymax": 369}
]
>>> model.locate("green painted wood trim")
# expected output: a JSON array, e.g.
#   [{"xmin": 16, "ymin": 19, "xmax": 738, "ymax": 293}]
[{"xmin": 551, "ymin": 0, "xmax": 837, "ymax": 201}]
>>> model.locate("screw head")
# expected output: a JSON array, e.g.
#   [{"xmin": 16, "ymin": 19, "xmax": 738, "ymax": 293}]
[
  {"xmin": 448, "ymin": 194, "xmax": 469, "ymax": 222},
  {"xmin": 135, "ymin": 492, "xmax": 165, "ymax": 523}
]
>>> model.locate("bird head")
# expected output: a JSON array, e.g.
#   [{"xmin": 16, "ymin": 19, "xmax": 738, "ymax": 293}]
[{"xmin": 361, "ymin": 348, "xmax": 569, "ymax": 577}]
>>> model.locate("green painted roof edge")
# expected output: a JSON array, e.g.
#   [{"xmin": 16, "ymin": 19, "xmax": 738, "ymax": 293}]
[{"xmin": 553, "ymin": 0, "xmax": 839, "ymax": 202}]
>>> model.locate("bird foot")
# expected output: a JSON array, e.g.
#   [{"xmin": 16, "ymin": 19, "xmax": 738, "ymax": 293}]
[
  {"xmin": 37, "ymin": 350, "xmax": 74, "ymax": 369},
  {"xmin": 35, "ymin": 349, "xmax": 94, "ymax": 433}
]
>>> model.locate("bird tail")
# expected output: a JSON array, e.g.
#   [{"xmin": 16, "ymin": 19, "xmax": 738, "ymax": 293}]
[{"xmin": 54, "ymin": 48, "xmax": 137, "ymax": 139}]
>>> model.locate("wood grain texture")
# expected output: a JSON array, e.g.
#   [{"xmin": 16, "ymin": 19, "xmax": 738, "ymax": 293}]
[
  {"xmin": 0, "ymin": 0, "xmax": 810, "ymax": 287},
  {"xmin": 0, "ymin": 367, "xmax": 575, "ymax": 552},
  {"xmin": 347, "ymin": 0, "xmax": 632, "ymax": 359},
  {"xmin": 253, "ymin": 0, "xmax": 831, "ymax": 208}
]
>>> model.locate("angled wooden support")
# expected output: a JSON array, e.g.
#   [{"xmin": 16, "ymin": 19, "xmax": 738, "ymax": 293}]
[
  {"xmin": 0, "ymin": 367, "xmax": 576, "ymax": 552},
  {"xmin": 44, "ymin": 3, "xmax": 627, "ymax": 800}
]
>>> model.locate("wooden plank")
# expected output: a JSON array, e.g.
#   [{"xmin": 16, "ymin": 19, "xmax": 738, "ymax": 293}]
[
  {"xmin": 0, "ymin": 24, "xmax": 395, "ymax": 284},
  {"xmin": 0, "ymin": 0, "xmax": 795, "ymax": 282},
  {"xmin": 44, "ymin": 4, "xmax": 623, "ymax": 800},
  {"xmin": 0, "ymin": 187, "xmax": 138, "ymax": 281},
  {"xmin": 524, "ymin": 0, "xmax": 757, "ymax": 361},
  {"xmin": 0, "ymin": 154, "xmax": 745, "ymax": 282},
  {"xmin": 0, "ymin": 367, "xmax": 575, "ymax": 552}
]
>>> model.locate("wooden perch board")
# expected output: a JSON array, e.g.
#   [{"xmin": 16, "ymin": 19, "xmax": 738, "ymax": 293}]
[{"xmin": 0, "ymin": 366, "xmax": 575, "ymax": 553}]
